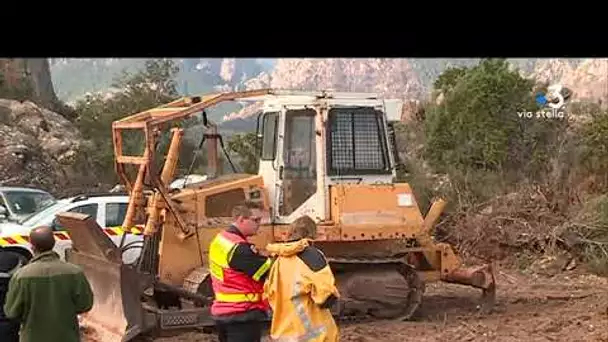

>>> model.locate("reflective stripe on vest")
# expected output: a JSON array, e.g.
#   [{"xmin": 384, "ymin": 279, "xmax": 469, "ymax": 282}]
[
  {"xmin": 209, "ymin": 233, "xmax": 237, "ymax": 281},
  {"xmin": 215, "ymin": 292, "xmax": 262, "ymax": 302},
  {"xmin": 252, "ymin": 257, "xmax": 273, "ymax": 282}
]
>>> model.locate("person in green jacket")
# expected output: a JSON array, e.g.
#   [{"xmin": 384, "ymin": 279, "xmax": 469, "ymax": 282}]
[{"xmin": 3, "ymin": 226, "xmax": 94, "ymax": 342}]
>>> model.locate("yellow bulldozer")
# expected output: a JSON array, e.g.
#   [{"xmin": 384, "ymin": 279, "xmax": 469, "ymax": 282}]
[{"xmin": 57, "ymin": 88, "xmax": 496, "ymax": 341}]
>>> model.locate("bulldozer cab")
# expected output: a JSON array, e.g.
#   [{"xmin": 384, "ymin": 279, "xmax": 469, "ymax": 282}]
[
  {"xmin": 249, "ymin": 90, "xmax": 404, "ymax": 224},
  {"xmin": 107, "ymin": 88, "xmax": 404, "ymax": 233}
]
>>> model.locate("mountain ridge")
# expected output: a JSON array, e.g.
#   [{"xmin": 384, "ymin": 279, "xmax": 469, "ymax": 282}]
[{"xmin": 49, "ymin": 58, "xmax": 607, "ymax": 125}]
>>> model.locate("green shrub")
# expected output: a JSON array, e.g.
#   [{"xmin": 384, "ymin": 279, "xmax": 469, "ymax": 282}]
[
  {"xmin": 578, "ymin": 104, "xmax": 608, "ymax": 181},
  {"xmin": 421, "ymin": 59, "xmax": 569, "ymax": 207},
  {"xmin": 73, "ymin": 60, "xmax": 192, "ymax": 184},
  {"xmin": 562, "ymin": 194, "xmax": 608, "ymax": 275}
]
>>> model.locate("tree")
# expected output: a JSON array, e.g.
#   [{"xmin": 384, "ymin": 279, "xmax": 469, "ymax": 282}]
[
  {"xmin": 226, "ymin": 132, "xmax": 259, "ymax": 174},
  {"xmin": 420, "ymin": 59, "xmax": 570, "ymax": 207},
  {"xmin": 73, "ymin": 59, "xmax": 202, "ymax": 184},
  {"xmin": 424, "ymin": 59, "xmax": 564, "ymax": 175},
  {"xmin": 432, "ymin": 66, "xmax": 469, "ymax": 94},
  {"xmin": 578, "ymin": 103, "xmax": 608, "ymax": 179}
]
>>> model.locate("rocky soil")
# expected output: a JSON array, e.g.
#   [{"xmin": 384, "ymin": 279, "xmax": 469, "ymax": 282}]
[
  {"xmin": 338, "ymin": 267, "xmax": 608, "ymax": 342},
  {"xmin": 0, "ymin": 98, "xmax": 98, "ymax": 196},
  {"xmin": 82, "ymin": 265, "xmax": 607, "ymax": 342}
]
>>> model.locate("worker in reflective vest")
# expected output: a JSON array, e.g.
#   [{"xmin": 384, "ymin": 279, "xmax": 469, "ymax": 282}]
[{"xmin": 208, "ymin": 200, "xmax": 274, "ymax": 342}]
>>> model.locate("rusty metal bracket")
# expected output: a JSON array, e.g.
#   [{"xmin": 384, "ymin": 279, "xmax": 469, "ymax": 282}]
[{"xmin": 151, "ymin": 175, "xmax": 193, "ymax": 241}]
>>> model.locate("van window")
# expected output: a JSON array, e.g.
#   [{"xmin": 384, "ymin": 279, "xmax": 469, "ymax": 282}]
[
  {"xmin": 106, "ymin": 202, "xmax": 128, "ymax": 227},
  {"xmin": 52, "ymin": 203, "xmax": 99, "ymax": 231}
]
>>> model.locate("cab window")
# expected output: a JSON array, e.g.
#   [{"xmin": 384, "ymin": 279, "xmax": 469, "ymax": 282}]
[
  {"xmin": 261, "ymin": 112, "xmax": 279, "ymax": 160},
  {"xmin": 327, "ymin": 107, "xmax": 391, "ymax": 175},
  {"xmin": 279, "ymin": 108, "xmax": 317, "ymax": 216}
]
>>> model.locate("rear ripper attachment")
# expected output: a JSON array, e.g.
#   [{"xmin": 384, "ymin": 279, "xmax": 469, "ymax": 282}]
[
  {"xmin": 424, "ymin": 199, "xmax": 497, "ymax": 314},
  {"xmin": 325, "ymin": 251, "xmax": 495, "ymax": 323},
  {"xmin": 319, "ymin": 197, "xmax": 497, "ymax": 323}
]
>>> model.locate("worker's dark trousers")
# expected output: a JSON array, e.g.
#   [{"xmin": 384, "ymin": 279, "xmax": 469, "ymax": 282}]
[
  {"xmin": 0, "ymin": 274, "xmax": 19, "ymax": 342},
  {"xmin": 216, "ymin": 320, "xmax": 263, "ymax": 342},
  {"xmin": 0, "ymin": 321, "xmax": 20, "ymax": 342}
]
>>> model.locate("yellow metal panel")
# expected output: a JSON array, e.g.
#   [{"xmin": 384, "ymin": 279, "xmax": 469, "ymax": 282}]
[
  {"xmin": 329, "ymin": 183, "xmax": 426, "ymax": 241},
  {"xmin": 157, "ymin": 174, "xmax": 273, "ymax": 285}
]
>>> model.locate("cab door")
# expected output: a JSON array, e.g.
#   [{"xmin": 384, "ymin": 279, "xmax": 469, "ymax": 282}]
[
  {"xmin": 274, "ymin": 106, "xmax": 318, "ymax": 223},
  {"xmin": 257, "ymin": 108, "xmax": 282, "ymax": 222}
]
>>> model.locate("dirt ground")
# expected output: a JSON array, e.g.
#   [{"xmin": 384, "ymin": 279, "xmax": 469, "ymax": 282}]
[
  {"xmin": 335, "ymin": 268, "xmax": 608, "ymax": 342},
  {"xmin": 84, "ymin": 265, "xmax": 608, "ymax": 342}
]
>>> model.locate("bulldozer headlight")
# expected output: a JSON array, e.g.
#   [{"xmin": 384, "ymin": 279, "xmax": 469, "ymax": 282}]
[{"xmin": 249, "ymin": 190, "xmax": 261, "ymax": 200}]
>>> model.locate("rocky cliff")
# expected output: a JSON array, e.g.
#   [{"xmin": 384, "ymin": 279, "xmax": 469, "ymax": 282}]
[
  {"xmin": 50, "ymin": 58, "xmax": 271, "ymax": 103},
  {"xmin": 48, "ymin": 58, "xmax": 608, "ymax": 123},
  {"xmin": 0, "ymin": 99, "xmax": 95, "ymax": 196},
  {"xmin": 527, "ymin": 58, "xmax": 607, "ymax": 105},
  {"xmin": 269, "ymin": 58, "xmax": 423, "ymax": 98},
  {"xmin": 561, "ymin": 58, "xmax": 608, "ymax": 105},
  {"xmin": 527, "ymin": 58, "xmax": 576, "ymax": 84},
  {"xmin": 224, "ymin": 58, "xmax": 424, "ymax": 121}
]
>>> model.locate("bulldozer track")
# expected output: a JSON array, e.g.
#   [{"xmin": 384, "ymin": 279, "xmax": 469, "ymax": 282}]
[
  {"xmin": 327, "ymin": 255, "xmax": 426, "ymax": 324},
  {"xmin": 327, "ymin": 256, "xmax": 409, "ymax": 264},
  {"xmin": 168, "ymin": 255, "xmax": 425, "ymax": 334},
  {"xmin": 174, "ymin": 255, "xmax": 425, "ymax": 328}
]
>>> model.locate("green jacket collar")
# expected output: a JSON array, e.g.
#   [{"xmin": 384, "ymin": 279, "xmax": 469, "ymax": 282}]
[{"xmin": 30, "ymin": 250, "xmax": 60, "ymax": 263}]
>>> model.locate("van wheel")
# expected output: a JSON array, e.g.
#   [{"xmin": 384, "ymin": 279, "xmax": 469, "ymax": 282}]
[{"xmin": 2, "ymin": 247, "xmax": 33, "ymax": 263}]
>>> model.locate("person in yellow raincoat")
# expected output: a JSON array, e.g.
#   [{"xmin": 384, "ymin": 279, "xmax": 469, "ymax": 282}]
[{"xmin": 264, "ymin": 215, "xmax": 340, "ymax": 342}]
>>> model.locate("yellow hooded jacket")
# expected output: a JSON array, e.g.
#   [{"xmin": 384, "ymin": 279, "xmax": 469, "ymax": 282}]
[{"xmin": 264, "ymin": 239, "xmax": 340, "ymax": 342}]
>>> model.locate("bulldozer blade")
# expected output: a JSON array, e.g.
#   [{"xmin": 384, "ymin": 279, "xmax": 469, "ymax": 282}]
[
  {"xmin": 57, "ymin": 212, "xmax": 147, "ymax": 342},
  {"xmin": 69, "ymin": 251, "xmax": 146, "ymax": 342}
]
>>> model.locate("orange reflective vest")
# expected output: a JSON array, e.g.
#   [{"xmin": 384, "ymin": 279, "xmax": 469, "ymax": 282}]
[{"xmin": 208, "ymin": 229, "xmax": 271, "ymax": 317}]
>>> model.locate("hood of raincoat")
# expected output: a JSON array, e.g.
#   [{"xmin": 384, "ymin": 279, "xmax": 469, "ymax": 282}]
[{"xmin": 266, "ymin": 238, "xmax": 311, "ymax": 257}]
